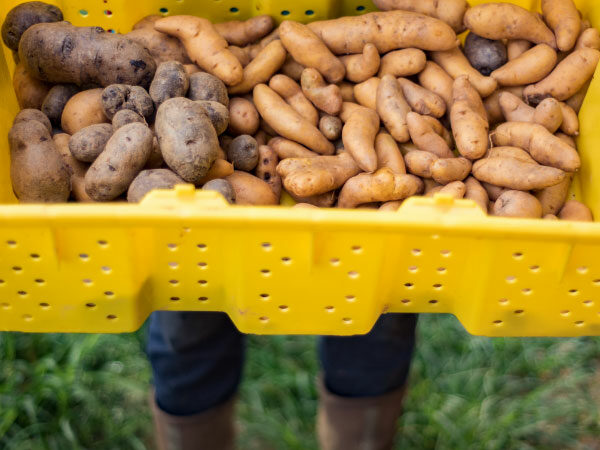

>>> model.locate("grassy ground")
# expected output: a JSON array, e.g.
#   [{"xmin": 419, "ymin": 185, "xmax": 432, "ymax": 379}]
[{"xmin": 1, "ymin": 314, "xmax": 599, "ymax": 449}]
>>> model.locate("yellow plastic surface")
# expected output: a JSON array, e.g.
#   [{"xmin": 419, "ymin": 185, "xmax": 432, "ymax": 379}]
[{"xmin": 2, "ymin": 0, "xmax": 600, "ymax": 337}]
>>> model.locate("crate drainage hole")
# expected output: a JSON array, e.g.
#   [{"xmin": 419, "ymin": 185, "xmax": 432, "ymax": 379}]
[
  {"xmin": 506, "ymin": 276, "xmax": 516, "ymax": 283},
  {"xmin": 325, "ymin": 305, "xmax": 335, "ymax": 312},
  {"xmin": 30, "ymin": 253, "xmax": 40, "ymax": 260},
  {"xmin": 577, "ymin": 266, "xmax": 588, "ymax": 274},
  {"xmin": 169, "ymin": 279, "xmax": 179, "ymax": 285},
  {"xmin": 104, "ymin": 291, "xmax": 114, "ymax": 297},
  {"xmin": 440, "ymin": 249, "xmax": 451, "ymax": 257},
  {"xmin": 259, "ymin": 316, "xmax": 269, "ymax": 323},
  {"xmin": 34, "ymin": 279, "xmax": 44, "ymax": 285},
  {"xmin": 351, "ymin": 245, "xmax": 362, "ymax": 253},
  {"xmin": 278, "ymin": 305, "xmax": 289, "ymax": 312},
  {"xmin": 107, "ymin": 315, "xmax": 117, "ymax": 320},
  {"xmin": 170, "ymin": 296, "xmax": 180, "ymax": 301},
  {"xmin": 167, "ymin": 243, "xmax": 177, "ymax": 250},
  {"xmin": 530, "ymin": 265, "xmax": 540, "ymax": 272},
  {"xmin": 342, "ymin": 317, "xmax": 352, "ymax": 324},
  {"xmin": 86, "ymin": 303, "xmax": 96, "ymax": 308},
  {"xmin": 17, "ymin": 291, "xmax": 27, "ymax": 296},
  {"xmin": 23, "ymin": 314, "xmax": 33, "ymax": 321},
  {"xmin": 437, "ymin": 267, "xmax": 446, "ymax": 273},
  {"xmin": 198, "ymin": 262, "xmax": 208, "ymax": 268},
  {"xmin": 39, "ymin": 302, "xmax": 50, "ymax": 309},
  {"xmin": 260, "ymin": 269, "xmax": 271, "ymax": 276},
  {"xmin": 261, "ymin": 242, "xmax": 272, "ymax": 250},
  {"xmin": 330, "ymin": 258, "xmax": 340, "ymax": 266},
  {"xmin": 401, "ymin": 299, "xmax": 411, "ymax": 305},
  {"xmin": 408, "ymin": 266, "xmax": 418, "ymax": 273},
  {"xmin": 575, "ymin": 320, "xmax": 585, "ymax": 327},
  {"xmin": 569, "ymin": 289, "xmax": 579, "ymax": 295},
  {"xmin": 12, "ymin": 266, "xmax": 22, "ymax": 273},
  {"xmin": 404, "ymin": 282, "xmax": 414, "ymax": 288},
  {"xmin": 429, "ymin": 299, "xmax": 438, "ymax": 305},
  {"xmin": 348, "ymin": 271, "xmax": 359, "ymax": 279},
  {"xmin": 433, "ymin": 283, "xmax": 442, "ymax": 289},
  {"xmin": 512, "ymin": 252, "xmax": 523, "ymax": 259},
  {"xmin": 97, "ymin": 240, "xmax": 108, "ymax": 247},
  {"xmin": 82, "ymin": 279, "xmax": 93, "ymax": 285},
  {"xmin": 593, "ymin": 279, "xmax": 600, "ymax": 286},
  {"xmin": 493, "ymin": 320, "xmax": 503, "ymax": 326},
  {"xmin": 197, "ymin": 243, "xmax": 207, "ymax": 250},
  {"xmin": 101, "ymin": 266, "xmax": 111, "ymax": 273},
  {"xmin": 198, "ymin": 296, "xmax": 208, "ymax": 302},
  {"xmin": 583, "ymin": 300, "xmax": 594, "ymax": 306},
  {"xmin": 411, "ymin": 249, "xmax": 421, "ymax": 256},
  {"xmin": 6, "ymin": 240, "xmax": 16, "ymax": 247},
  {"xmin": 0, "ymin": 279, "xmax": 4, "ymax": 285},
  {"xmin": 561, "ymin": 310, "xmax": 571, "ymax": 317},
  {"xmin": 345, "ymin": 295, "xmax": 356, "ymax": 302},
  {"xmin": 281, "ymin": 257, "xmax": 291, "ymax": 264},
  {"xmin": 514, "ymin": 309, "xmax": 524, "ymax": 315},
  {"xmin": 521, "ymin": 288, "xmax": 532, "ymax": 295},
  {"xmin": 1, "ymin": 302, "xmax": 10, "ymax": 309},
  {"xmin": 499, "ymin": 298, "xmax": 509, "ymax": 305},
  {"xmin": 168, "ymin": 262, "xmax": 179, "ymax": 269},
  {"xmin": 198, "ymin": 280, "xmax": 208, "ymax": 286},
  {"xmin": 79, "ymin": 253, "xmax": 89, "ymax": 260},
  {"xmin": 260, "ymin": 293, "xmax": 270, "ymax": 300}
]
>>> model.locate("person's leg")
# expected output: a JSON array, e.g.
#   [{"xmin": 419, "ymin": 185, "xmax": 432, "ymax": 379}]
[
  {"xmin": 317, "ymin": 313, "xmax": 418, "ymax": 450},
  {"xmin": 147, "ymin": 311, "xmax": 246, "ymax": 450}
]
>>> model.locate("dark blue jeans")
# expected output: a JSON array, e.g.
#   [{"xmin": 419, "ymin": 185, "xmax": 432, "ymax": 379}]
[{"xmin": 148, "ymin": 312, "xmax": 417, "ymax": 416}]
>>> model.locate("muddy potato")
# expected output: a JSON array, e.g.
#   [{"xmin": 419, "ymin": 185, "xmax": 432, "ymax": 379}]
[
  {"xmin": 155, "ymin": 97, "xmax": 220, "ymax": 183},
  {"xmin": 13, "ymin": 108, "xmax": 51, "ymax": 133},
  {"xmin": 227, "ymin": 135, "xmax": 259, "ymax": 171},
  {"xmin": 464, "ymin": 33, "xmax": 507, "ymax": 76},
  {"xmin": 196, "ymin": 100, "xmax": 229, "ymax": 135},
  {"xmin": 13, "ymin": 63, "xmax": 50, "ymax": 110},
  {"xmin": 188, "ymin": 72, "xmax": 229, "ymax": 106},
  {"xmin": 112, "ymin": 109, "xmax": 145, "ymax": 130},
  {"xmin": 149, "ymin": 61, "xmax": 189, "ymax": 107},
  {"xmin": 101, "ymin": 84, "xmax": 154, "ymax": 120},
  {"xmin": 61, "ymin": 89, "xmax": 109, "ymax": 135},
  {"xmin": 2, "ymin": 2, "xmax": 63, "ymax": 51},
  {"xmin": 85, "ymin": 123, "xmax": 154, "ymax": 201},
  {"xmin": 127, "ymin": 168, "xmax": 185, "ymax": 202},
  {"xmin": 228, "ymin": 97, "xmax": 259, "ymax": 135},
  {"xmin": 202, "ymin": 178, "xmax": 236, "ymax": 204},
  {"xmin": 69, "ymin": 124, "xmax": 113, "ymax": 163},
  {"xmin": 319, "ymin": 115, "xmax": 343, "ymax": 141},
  {"xmin": 9, "ymin": 119, "xmax": 70, "ymax": 203},
  {"xmin": 40, "ymin": 84, "xmax": 78, "ymax": 126}
]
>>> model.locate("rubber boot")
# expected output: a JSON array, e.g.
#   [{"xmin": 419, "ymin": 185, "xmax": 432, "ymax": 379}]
[
  {"xmin": 151, "ymin": 392, "xmax": 236, "ymax": 450},
  {"xmin": 316, "ymin": 378, "xmax": 406, "ymax": 450}
]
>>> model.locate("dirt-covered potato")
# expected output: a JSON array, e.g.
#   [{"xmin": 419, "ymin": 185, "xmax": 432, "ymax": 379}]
[
  {"xmin": 464, "ymin": 33, "xmax": 507, "ymax": 76},
  {"xmin": 202, "ymin": 178, "xmax": 236, "ymax": 204},
  {"xmin": 112, "ymin": 109, "xmax": 145, "ymax": 130},
  {"xmin": 8, "ymin": 119, "xmax": 70, "ymax": 203},
  {"xmin": 188, "ymin": 72, "xmax": 229, "ymax": 106},
  {"xmin": 13, "ymin": 63, "xmax": 50, "ymax": 110},
  {"xmin": 196, "ymin": 101, "xmax": 229, "ymax": 135},
  {"xmin": 19, "ymin": 22, "xmax": 156, "ymax": 88},
  {"xmin": 85, "ymin": 123, "xmax": 153, "ymax": 201},
  {"xmin": 127, "ymin": 169, "xmax": 185, "ymax": 202},
  {"xmin": 101, "ymin": 84, "xmax": 154, "ymax": 120},
  {"xmin": 228, "ymin": 97, "xmax": 259, "ymax": 135},
  {"xmin": 126, "ymin": 17, "xmax": 190, "ymax": 65},
  {"xmin": 149, "ymin": 61, "xmax": 189, "ymax": 107},
  {"xmin": 13, "ymin": 108, "xmax": 51, "ymax": 133},
  {"xmin": 155, "ymin": 97, "xmax": 220, "ymax": 183},
  {"xmin": 41, "ymin": 84, "xmax": 79, "ymax": 126},
  {"xmin": 227, "ymin": 135, "xmax": 259, "ymax": 171},
  {"xmin": 61, "ymin": 89, "xmax": 109, "ymax": 135},
  {"xmin": 69, "ymin": 124, "xmax": 113, "ymax": 163},
  {"xmin": 2, "ymin": 2, "xmax": 63, "ymax": 51}
]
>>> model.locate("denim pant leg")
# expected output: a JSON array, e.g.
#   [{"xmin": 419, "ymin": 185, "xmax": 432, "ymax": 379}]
[
  {"xmin": 319, "ymin": 313, "xmax": 418, "ymax": 397},
  {"xmin": 147, "ymin": 311, "xmax": 246, "ymax": 416}
]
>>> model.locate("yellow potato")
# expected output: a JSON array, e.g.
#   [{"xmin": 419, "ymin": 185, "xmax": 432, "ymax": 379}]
[
  {"xmin": 492, "ymin": 190, "xmax": 543, "ymax": 218},
  {"xmin": 491, "ymin": 44, "xmax": 557, "ymax": 87},
  {"xmin": 535, "ymin": 175, "xmax": 572, "ymax": 216},
  {"xmin": 61, "ymin": 89, "xmax": 109, "ymax": 135},
  {"xmin": 269, "ymin": 74, "xmax": 319, "ymax": 126},
  {"xmin": 376, "ymin": 75, "xmax": 411, "ymax": 143},
  {"xmin": 378, "ymin": 48, "xmax": 426, "ymax": 77},
  {"xmin": 431, "ymin": 157, "xmax": 472, "ymax": 185},
  {"xmin": 406, "ymin": 112, "xmax": 453, "ymax": 158},
  {"xmin": 354, "ymin": 77, "xmax": 380, "ymax": 110},
  {"xmin": 228, "ymin": 40, "xmax": 287, "ymax": 94},
  {"xmin": 226, "ymin": 170, "xmax": 279, "ymax": 205},
  {"xmin": 487, "ymin": 146, "xmax": 537, "ymax": 165},
  {"xmin": 268, "ymin": 137, "xmax": 318, "ymax": 159},
  {"xmin": 558, "ymin": 102, "xmax": 579, "ymax": 136},
  {"xmin": 451, "ymin": 76, "xmax": 489, "ymax": 160},
  {"xmin": 542, "ymin": 0, "xmax": 580, "ymax": 52},
  {"xmin": 372, "ymin": 0, "xmax": 468, "ymax": 33},
  {"xmin": 575, "ymin": 28, "xmax": 600, "ymax": 51},
  {"xmin": 473, "ymin": 157, "xmax": 566, "ymax": 190},
  {"xmin": 397, "ymin": 78, "xmax": 446, "ymax": 118},
  {"xmin": 465, "ymin": 176, "xmax": 489, "ymax": 212},
  {"xmin": 13, "ymin": 63, "xmax": 50, "ymax": 110},
  {"xmin": 507, "ymin": 40, "xmax": 532, "ymax": 60},
  {"xmin": 432, "ymin": 47, "xmax": 497, "ymax": 97},
  {"xmin": 558, "ymin": 200, "xmax": 593, "ymax": 221},
  {"xmin": 375, "ymin": 132, "xmax": 406, "ymax": 174},
  {"xmin": 342, "ymin": 107, "xmax": 380, "ymax": 172},
  {"xmin": 404, "ymin": 150, "xmax": 438, "ymax": 178},
  {"xmin": 300, "ymin": 68, "xmax": 343, "ymax": 115},
  {"xmin": 339, "ymin": 43, "xmax": 380, "ymax": 83},
  {"xmin": 418, "ymin": 61, "xmax": 454, "ymax": 110}
]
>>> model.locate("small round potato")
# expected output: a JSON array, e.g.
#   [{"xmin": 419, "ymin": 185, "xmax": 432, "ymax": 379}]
[
  {"xmin": 227, "ymin": 135, "xmax": 259, "ymax": 171},
  {"xmin": 149, "ymin": 61, "xmax": 189, "ymax": 107},
  {"xmin": 101, "ymin": 84, "xmax": 154, "ymax": 119},
  {"xmin": 13, "ymin": 108, "xmax": 51, "ymax": 133},
  {"xmin": 2, "ymin": 2, "xmax": 63, "ymax": 51},
  {"xmin": 464, "ymin": 32, "xmax": 507, "ymax": 76},
  {"xmin": 13, "ymin": 63, "xmax": 50, "ymax": 110},
  {"xmin": 188, "ymin": 72, "xmax": 229, "ymax": 106},
  {"xmin": 85, "ymin": 123, "xmax": 154, "ymax": 201},
  {"xmin": 127, "ymin": 169, "xmax": 185, "ymax": 202},
  {"xmin": 202, "ymin": 178, "xmax": 236, "ymax": 204},
  {"xmin": 228, "ymin": 97, "xmax": 259, "ymax": 135},
  {"xmin": 41, "ymin": 84, "xmax": 79, "ymax": 126},
  {"xmin": 196, "ymin": 100, "xmax": 229, "ymax": 135},
  {"xmin": 492, "ymin": 190, "xmax": 543, "ymax": 218},
  {"xmin": 112, "ymin": 109, "xmax": 145, "ymax": 130},
  {"xmin": 61, "ymin": 89, "xmax": 109, "ymax": 135},
  {"xmin": 319, "ymin": 115, "xmax": 343, "ymax": 141},
  {"xmin": 69, "ymin": 124, "xmax": 114, "ymax": 162}
]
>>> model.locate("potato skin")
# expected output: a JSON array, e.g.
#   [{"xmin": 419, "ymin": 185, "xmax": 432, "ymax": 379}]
[
  {"xmin": 188, "ymin": 72, "xmax": 229, "ymax": 106},
  {"xmin": 19, "ymin": 22, "xmax": 156, "ymax": 88},
  {"xmin": 13, "ymin": 63, "xmax": 50, "ymax": 110},
  {"xmin": 41, "ymin": 84, "xmax": 79, "ymax": 126},
  {"xmin": 319, "ymin": 115, "xmax": 343, "ymax": 141},
  {"xmin": 227, "ymin": 135, "xmax": 259, "ymax": 171},
  {"xmin": 149, "ymin": 61, "xmax": 189, "ymax": 107},
  {"xmin": 472, "ymin": 157, "xmax": 566, "ymax": 190},
  {"xmin": 85, "ymin": 123, "xmax": 153, "ymax": 201},
  {"xmin": 542, "ymin": 0, "xmax": 580, "ymax": 52},
  {"xmin": 558, "ymin": 200, "xmax": 593, "ymax": 221},
  {"xmin": 155, "ymin": 97, "xmax": 220, "ymax": 183},
  {"xmin": 53, "ymin": 133, "xmax": 92, "ymax": 202},
  {"xmin": 202, "ymin": 178, "xmax": 236, "ymax": 204},
  {"xmin": 61, "ymin": 89, "xmax": 109, "ymax": 135},
  {"xmin": 9, "ymin": 120, "xmax": 70, "ymax": 203},
  {"xmin": 69, "ymin": 124, "xmax": 113, "ymax": 163},
  {"xmin": 112, "ymin": 109, "xmax": 145, "ymax": 130},
  {"xmin": 225, "ymin": 170, "xmax": 278, "ymax": 205},
  {"xmin": 2, "ymin": 2, "xmax": 63, "ymax": 51},
  {"xmin": 228, "ymin": 97, "xmax": 259, "ymax": 135},
  {"xmin": 491, "ymin": 44, "xmax": 557, "ymax": 87},
  {"xmin": 492, "ymin": 190, "xmax": 543, "ymax": 218},
  {"xmin": 372, "ymin": 0, "xmax": 468, "ymax": 33},
  {"xmin": 464, "ymin": 33, "xmax": 507, "ymax": 76},
  {"xmin": 535, "ymin": 175, "xmax": 572, "ymax": 216},
  {"xmin": 126, "ymin": 26, "xmax": 190, "ymax": 65},
  {"xmin": 101, "ymin": 85, "xmax": 154, "ymax": 120},
  {"xmin": 13, "ymin": 108, "xmax": 51, "ymax": 133},
  {"xmin": 196, "ymin": 101, "xmax": 229, "ymax": 135},
  {"xmin": 127, "ymin": 169, "xmax": 185, "ymax": 202}
]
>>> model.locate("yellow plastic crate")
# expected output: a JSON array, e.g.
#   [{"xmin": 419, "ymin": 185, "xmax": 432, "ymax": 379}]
[{"xmin": 1, "ymin": 0, "xmax": 600, "ymax": 337}]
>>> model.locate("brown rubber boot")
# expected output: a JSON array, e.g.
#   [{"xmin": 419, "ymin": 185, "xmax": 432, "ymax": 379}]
[
  {"xmin": 150, "ymin": 392, "xmax": 236, "ymax": 450},
  {"xmin": 317, "ymin": 378, "xmax": 406, "ymax": 450}
]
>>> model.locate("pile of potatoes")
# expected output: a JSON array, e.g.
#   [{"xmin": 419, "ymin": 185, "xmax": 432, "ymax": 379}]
[{"xmin": 4, "ymin": 0, "xmax": 599, "ymax": 220}]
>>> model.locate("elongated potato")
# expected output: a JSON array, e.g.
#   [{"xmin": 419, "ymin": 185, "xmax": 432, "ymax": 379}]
[
  {"xmin": 372, "ymin": 0, "xmax": 468, "ymax": 33},
  {"xmin": 533, "ymin": 98, "xmax": 563, "ymax": 133},
  {"xmin": 492, "ymin": 122, "xmax": 580, "ymax": 172},
  {"xmin": 542, "ymin": 0, "xmax": 580, "ymax": 52},
  {"xmin": 269, "ymin": 74, "xmax": 319, "ymax": 126},
  {"xmin": 451, "ymin": 76, "xmax": 489, "ymax": 160},
  {"xmin": 342, "ymin": 108, "xmax": 380, "ymax": 172},
  {"xmin": 338, "ymin": 168, "xmax": 423, "ymax": 208},
  {"xmin": 406, "ymin": 112, "xmax": 453, "ymax": 158},
  {"xmin": 53, "ymin": 133, "xmax": 91, "ymax": 202},
  {"xmin": 225, "ymin": 170, "xmax": 279, "ymax": 205},
  {"xmin": 375, "ymin": 133, "xmax": 405, "ymax": 174},
  {"xmin": 565, "ymin": 79, "xmax": 591, "ymax": 113},
  {"xmin": 155, "ymin": 16, "xmax": 242, "ymax": 86},
  {"xmin": 575, "ymin": 28, "xmax": 600, "ymax": 51},
  {"xmin": 307, "ymin": 11, "xmax": 459, "ymax": 54},
  {"xmin": 405, "ymin": 150, "xmax": 438, "ymax": 178},
  {"xmin": 69, "ymin": 124, "xmax": 113, "ymax": 163},
  {"xmin": 558, "ymin": 102, "xmax": 579, "ymax": 136},
  {"xmin": 378, "ymin": 48, "xmax": 426, "ymax": 77},
  {"xmin": 487, "ymin": 146, "xmax": 537, "ymax": 165},
  {"xmin": 339, "ymin": 102, "xmax": 373, "ymax": 123},
  {"xmin": 376, "ymin": 75, "xmax": 410, "ymax": 143},
  {"xmin": 85, "ymin": 123, "xmax": 153, "ymax": 201},
  {"xmin": 524, "ymin": 49, "xmax": 600, "ymax": 104},
  {"xmin": 228, "ymin": 40, "xmax": 287, "ymax": 94},
  {"xmin": 491, "ymin": 45, "xmax": 557, "ymax": 87},
  {"xmin": 126, "ymin": 24, "xmax": 190, "ymax": 66},
  {"xmin": 465, "ymin": 176, "xmax": 488, "ymax": 212},
  {"xmin": 253, "ymin": 84, "xmax": 333, "ymax": 154},
  {"xmin": 397, "ymin": 78, "xmax": 445, "ymax": 118},
  {"xmin": 435, "ymin": 180, "xmax": 465, "ymax": 199},
  {"xmin": 214, "ymin": 15, "xmax": 274, "ymax": 46},
  {"xmin": 492, "ymin": 190, "xmax": 543, "ymax": 218},
  {"xmin": 269, "ymin": 137, "xmax": 318, "ymax": 159},
  {"xmin": 431, "ymin": 157, "xmax": 471, "ymax": 185},
  {"xmin": 535, "ymin": 175, "xmax": 572, "ymax": 215},
  {"xmin": 473, "ymin": 157, "xmax": 565, "ymax": 190},
  {"xmin": 279, "ymin": 21, "xmax": 345, "ymax": 83},
  {"xmin": 340, "ymin": 44, "xmax": 380, "ymax": 83},
  {"xmin": 301, "ymin": 68, "xmax": 343, "ymax": 115},
  {"xmin": 499, "ymin": 92, "xmax": 562, "ymax": 133},
  {"xmin": 558, "ymin": 200, "xmax": 593, "ymax": 221},
  {"xmin": 464, "ymin": 4, "xmax": 556, "ymax": 48},
  {"xmin": 127, "ymin": 169, "xmax": 185, "ymax": 202},
  {"xmin": 256, "ymin": 145, "xmax": 282, "ymax": 198},
  {"xmin": 418, "ymin": 61, "xmax": 453, "ymax": 109},
  {"xmin": 507, "ymin": 40, "xmax": 532, "ymax": 60},
  {"xmin": 155, "ymin": 98, "xmax": 220, "ymax": 183},
  {"xmin": 432, "ymin": 48, "xmax": 497, "ymax": 97}
]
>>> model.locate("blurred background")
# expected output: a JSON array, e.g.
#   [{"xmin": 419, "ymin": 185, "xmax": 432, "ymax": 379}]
[{"xmin": 1, "ymin": 314, "xmax": 599, "ymax": 450}]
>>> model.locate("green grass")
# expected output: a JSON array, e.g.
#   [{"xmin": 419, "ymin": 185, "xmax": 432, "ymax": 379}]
[{"xmin": 1, "ymin": 315, "xmax": 600, "ymax": 449}]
